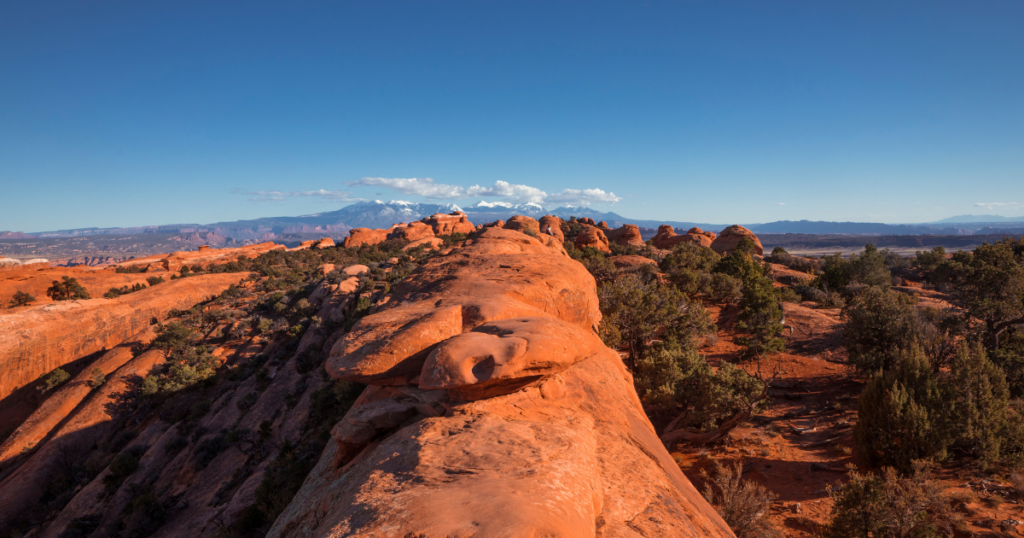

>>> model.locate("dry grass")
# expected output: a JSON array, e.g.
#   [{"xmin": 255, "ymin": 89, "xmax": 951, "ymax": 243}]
[{"xmin": 701, "ymin": 460, "xmax": 782, "ymax": 538}]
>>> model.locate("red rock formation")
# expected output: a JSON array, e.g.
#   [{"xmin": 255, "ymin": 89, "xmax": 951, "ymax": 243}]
[
  {"xmin": 112, "ymin": 242, "xmax": 283, "ymax": 272},
  {"xmin": 597, "ymin": 220, "xmax": 610, "ymax": 229},
  {"xmin": 502, "ymin": 215, "xmax": 541, "ymax": 235},
  {"xmin": 269, "ymin": 227, "xmax": 733, "ymax": 537},
  {"xmin": 388, "ymin": 221, "xmax": 435, "ymax": 242},
  {"xmin": 404, "ymin": 236, "xmax": 445, "ymax": 251},
  {"xmin": 0, "ymin": 349, "xmax": 167, "ymax": 524},
  {"xmin": 574, "ymin": 224, "xmax": 612, "ymax": 253},
  {"xmin": 711, "ymin": 225, "xmax": 764, "ymax": 256},
  {"xmin": 605, "ymin": 223, "xmax": 645, "ymax": 247},
  {"xmin": 316, "ymin": 237, "xmax": 335, "ymax": 249},
  {"xmin": 538, "ymin": 215, "xmax": 565, "ymax": 242},
  {"xmin": 652, "ymin": 225, "xmax": 713, "ymax": 249},
  {"xmin": 688, "ymin": 227, "xmax": 717, "ymax": 241},
  {"xmin": 0, "ymin": 327, "xmax": 156, "ymax": 464},
  {"xmin": 610, "ymin": 255, "xmax": 659, "ymax": 269},
  {"xmin": 342, "ymin": 227, "xmax": 390, "ymax": 248},
  {"xmin": 0, "ymin": 273, "xmax": 246, "ymax": 403},
  {"xmin": 423, "ymin": 212, "xmax": 475, "ymax": 235}
]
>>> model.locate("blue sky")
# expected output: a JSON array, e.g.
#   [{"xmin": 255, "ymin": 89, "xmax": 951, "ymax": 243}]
[{"xmin": 1, "ymin": 1, "xmax": 1022, "ymax": 232}]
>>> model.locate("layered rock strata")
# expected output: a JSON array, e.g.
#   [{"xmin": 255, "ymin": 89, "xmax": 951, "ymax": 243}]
[{"xmin": 0, "ymin": 274, "xmax": 246, "ymax": 402}]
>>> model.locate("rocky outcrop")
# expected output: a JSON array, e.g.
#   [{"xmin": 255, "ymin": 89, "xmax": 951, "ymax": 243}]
[
  {"xmin": 711, "ymin": 225, "xmax": 764, "ymax": 256},
  {"xmin": 574, "ymin": 224, "xmax": 612, "ymax": 253},
  {"xmin": 688, "ymin": 227, "xmax": 717, "ymax": 241},
  {"xmin": 423, "ymin": 212, "xmax": 475, "ymax": 236},
  {"xmin": 342, "ymin": 227, "xmax": 390, "ymax": 248},
  {"xmin": 388, "ymin": 221, "xmax": 435, "ymax": 242},
  {"xmin": 404, "ymin": 236, "xmax": 445, "ymax": 251},
  {"xmin": 610, "ymin": 255, "xmax": 659, "ymax": 270},
  {"xmin": 652, "ymin": 225, "xmax": 714, "ymax": 249},
  {"xmin": 0, "ymin": 327, "xmax": 157, "ymax": 464},
  {"xmin": 502, "ymin": 215, "xmax": 541, "ymax": 235},
  {"xmin": 0, "ymin": 349, "xmax": 168, "ymax": 524},
  {"xmin": 111, "ymin": 242, "xmax": 284, "ymax": 272},
  {"xmin": 538, "ymin": 215, "xmax": 565, "ymax": 242},
  {"xmin": 605, "ymin": 223, "xmax": 645, "ymax": 248},
  {"xmin": 342, "ymin": 213, "xmax": 477, "ymax": 249},
  {"xmin": 0, "ymin": 273, "xmax": 246, "ymax": 402},
  {"xmin": 269, "ymin": 227, "xmax": 733, "ymax": 537}
]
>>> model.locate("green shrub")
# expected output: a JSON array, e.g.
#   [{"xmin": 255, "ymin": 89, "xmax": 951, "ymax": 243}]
[
  {"xmin": 115, "ymin": 265, "xmax": 145, "ymax": 274},
  {"xmin": 854, "ymin": 348, "xmax": 947, "ymax": 472},
  {"xmin": 104, "ymin": 282, "xmax": 147, "ymax": 299},
  {"xmin": 119, "ymin": 483, "xmax": 166, "ymax": 537},
  {"xmin": 842, "ymin": 287, "xmax": 920, "ymax": 372},
  {"xmin": 826, "ymin": 461, "xmax": 961, "ymax": 538},
  {"xmin": 38, "ymin": 368, "xmax": 71, "ymax": 392},
  {"xmin": 774, "ymin": 286, "xmax": 800, "ymax": 303},
  {"xmin": 911, "ymin": 246, "xmax": 946, "ymax": 276},
  {"xmin": 735, "ymin": 274, "xmax": 785, "ymax": 361},
  {"xmin": 708, "ymin": 273, "xmax": 742, "ymax": 304},
  {"xmin": 102, "ymin": 447, "xmax": 145, "ymax": 494},
  {"xmin": 88, "ymin": 368, "xmax": 105, "ymax": 388},
  {"xmin": 945, "ymin": 343, "xmax": 1011, "ymax": 467},
  {"xmin": 9, "ymin": 290, "xmax": 35, "ymax": 307},
  {"xmin": 599, "ymin": 272, "xmax": 713, "ymax": 368},
  {"xmin": 46, "ymin": 276, "xmax": 90, "ymax": 301},
  {"xmin": 635, "ymin": 339, "xmax": 766, "ymax": 431},
  {"xmin": 942, "ymin": 238, "xmax": 1024, "ymax": 349},
  {"xmin": 152, "ymin": 322, "xmax": 197, "ymax": 353},
  {"xmin": 660, "ymin": 242, "xmax": 721, "ymax": 275},
  {"xmin": 855, "ymin": 344, "xmax": 1019, "ymax": 472},
  {"xmin": 146, "ymin": 276, "xmax": 165, "ymax": 286}
]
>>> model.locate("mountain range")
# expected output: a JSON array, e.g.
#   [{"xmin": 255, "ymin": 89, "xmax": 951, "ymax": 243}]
[{"xmin": 4, "ymin": 201, "xmax": 1024, "ymax": 241}]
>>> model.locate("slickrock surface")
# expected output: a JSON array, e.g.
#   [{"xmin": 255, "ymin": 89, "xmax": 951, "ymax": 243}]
[
  {"xmin": 0, "ymin": 349, "xmax": 168, "ymax": 524},
  {"xmin": 0, "ymin": 273, "xmax": 245, "ymax": 402},
  {"xmin": 0, "ymin": 265, "xmax": 153, "ymax": 308},
  {"xmin": 111, "ymin": 242, "xmax": 283, "ymax": 272},
  {"xmin": 270, "ymin": 227, "xmax": 733, "ymax": 537},
  {"xmin": 0, "ymin": 326, "xmax": 157, "ymax": 464},
  {"xmin": 710, "ymin": 225, "xmax": 764, "ymax": 256}
]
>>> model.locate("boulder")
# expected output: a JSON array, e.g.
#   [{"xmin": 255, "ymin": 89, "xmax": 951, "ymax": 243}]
[
  {"xmin": 341, "ymin": 264, "xmax": 370, "ymax": 277},
  {"xmin": 710, "ymin": 225, "xmax": 764, "ymax": 256},
  {"xmin": 574, "ymin": 225, "xmax": 612, "ymax": 253},
  {"xmin": 605, "ymin": 224, "xmax": 645, "ymax": 248},
  {"xmin": 503, "ymin": 215, "xmax": 541, "ymax": 235},
  {"xmin": 316, "ymin": 237, "xmax": 336, "ymax": 249},
  {"xmin": 538, "ymin": 215, "xmax": 565, "ymax": 243}
]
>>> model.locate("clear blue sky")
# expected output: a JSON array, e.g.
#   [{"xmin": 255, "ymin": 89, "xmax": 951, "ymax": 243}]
[{"xmin": 1, "ymin": 1, "xmax": 1022, "ymax": 232}]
